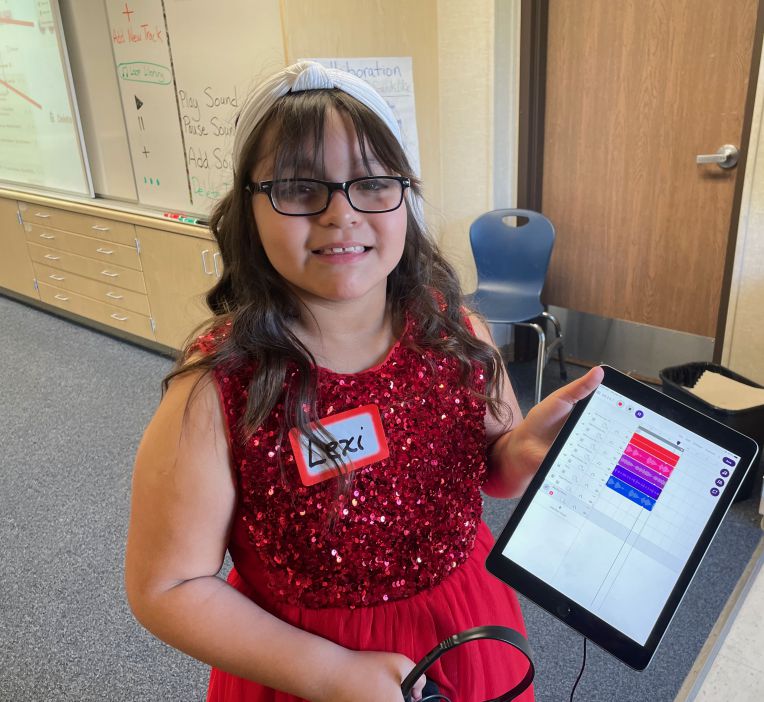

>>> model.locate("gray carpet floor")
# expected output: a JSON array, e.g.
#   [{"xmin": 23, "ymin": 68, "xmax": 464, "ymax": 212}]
[{"xmin": 1, "ymin": 294, "xmax": 761, "ymax": 701}]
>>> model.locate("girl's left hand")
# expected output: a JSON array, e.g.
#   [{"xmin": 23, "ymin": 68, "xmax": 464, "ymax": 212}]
[{"xmin": 488, "ymin": 366, "xmax": 604, "ymax": 497}]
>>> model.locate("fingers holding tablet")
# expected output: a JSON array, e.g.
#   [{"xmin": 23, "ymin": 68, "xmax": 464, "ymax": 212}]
[{"xmin": 551, "ymin": 365, "xmax": 605, "ymax": 408}]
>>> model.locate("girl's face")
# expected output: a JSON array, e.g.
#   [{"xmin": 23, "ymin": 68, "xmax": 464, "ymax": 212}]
[{"xmin": 250, "ymin": 108, "xmax": 408, "ymax": 310}]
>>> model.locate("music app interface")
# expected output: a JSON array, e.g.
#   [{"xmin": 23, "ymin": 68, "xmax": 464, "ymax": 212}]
[{"xmin": 503, "ymin": 384, "xmax": 741, "ymax": 645}]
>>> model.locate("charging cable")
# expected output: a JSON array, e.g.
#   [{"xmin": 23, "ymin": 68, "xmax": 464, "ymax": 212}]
[{"xmin": 569, "ymin": 637, "xmax": 588, "ymax": 702}]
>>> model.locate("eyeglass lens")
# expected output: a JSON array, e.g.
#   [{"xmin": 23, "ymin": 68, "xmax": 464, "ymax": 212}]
[{"xmin": 270, "ymin": 177, "xmax": 403, "ymax": 215}]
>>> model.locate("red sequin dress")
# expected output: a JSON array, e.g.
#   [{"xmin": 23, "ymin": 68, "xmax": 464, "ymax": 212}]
[{"xmin": 199, "ymin": 321, "xmax": 533, "ymax": 701}]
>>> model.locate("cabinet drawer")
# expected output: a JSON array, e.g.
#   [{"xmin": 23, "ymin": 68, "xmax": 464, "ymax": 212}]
[
  {"xmin": 38, "ymin": 282, "xmax": 155, "ymax": 340},
  {"xmin": 33, "ymin": 262, "xmax": 151, "ymax": 316},
  {"xmin": 23, "ymin": 222, "xmax": 68, "ymax": 248},
  {"xmin": 18, "ymin": 202, "xmax": 136, "ymax": 247},
  {"xmin": 64, "ymin": 230, "xmax": 142, "ymax": 271},
  {"xmin": 23, "ymin": 223, "xmax": 142, "ymax": 271},
  {"xmin": 27, "ymin": 242, "xmax": 147, "ymax": 294}
]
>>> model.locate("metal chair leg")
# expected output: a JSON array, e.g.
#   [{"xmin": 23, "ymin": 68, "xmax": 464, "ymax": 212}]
[
  {"xmin": 541, "ymin": 310, "xmax": 567, "ymax": 381},
  {"xmin": 518, "ymin": 322, "xmax": 546, "ymax": 405}
]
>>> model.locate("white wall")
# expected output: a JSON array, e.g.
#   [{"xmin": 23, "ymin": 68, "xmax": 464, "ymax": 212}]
[
  {"xmin": 435, "ymin": 0, "xmax": 521, "ymax": 293},
  {"xmin": 723, "ymin": 47, "xmax": 764, "ymax": 386}
]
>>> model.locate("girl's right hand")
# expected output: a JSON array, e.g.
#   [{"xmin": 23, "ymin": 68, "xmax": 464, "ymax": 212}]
[{"xmin": 318, "ymin": 649, "xmax": 426, "ymax": 702}]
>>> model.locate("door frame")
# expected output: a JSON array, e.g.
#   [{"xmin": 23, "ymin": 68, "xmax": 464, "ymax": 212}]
[{"xmin": 517, "ymin": 0, "xmax": 764, "ymax": 362}]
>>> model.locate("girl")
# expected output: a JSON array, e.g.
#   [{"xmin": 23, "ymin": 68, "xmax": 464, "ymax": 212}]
[{"xmin": 125, "ymin": 61, "xmax": 603, "ymax": 702}]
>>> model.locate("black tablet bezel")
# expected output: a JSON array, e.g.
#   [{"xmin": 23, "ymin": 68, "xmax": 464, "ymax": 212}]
[{"xmin": 486, "ymin": 365, "xmax": 759, "ymax": 671}]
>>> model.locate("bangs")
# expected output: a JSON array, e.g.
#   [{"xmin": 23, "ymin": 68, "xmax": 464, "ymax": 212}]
[{"xmin": 253, "ymin": 90, "xmax": 414, "ymax": 182}]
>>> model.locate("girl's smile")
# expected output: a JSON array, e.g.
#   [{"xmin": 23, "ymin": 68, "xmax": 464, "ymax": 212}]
[
  {"xmin": 310, "ymin": 241, "xmax": 372, "ymax": 260},
  {"xmin": 313, "ymin": 248, "xmax": 371, "ymax": 260}
]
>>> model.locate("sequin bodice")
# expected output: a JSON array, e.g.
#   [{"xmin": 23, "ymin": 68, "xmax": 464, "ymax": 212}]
[{"xmin": 206, "ymin": 323, "xmax": 488, "ymax": 609}]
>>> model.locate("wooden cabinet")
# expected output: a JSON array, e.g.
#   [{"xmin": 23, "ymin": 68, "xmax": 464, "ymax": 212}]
[
  {"xmin": 137, "ymin": 225, "xmax": 220, "ymax": 349},
  {"xmin": 18, "ymin": 202, "xmax": 155, "ymax": 342},
  {"xmin": 0, "ymin": 197, "xmax": 38, "ymax": 298},
  {"xmin": 1, "ymin": 190, "xmax": 222, "ymax": 352}
]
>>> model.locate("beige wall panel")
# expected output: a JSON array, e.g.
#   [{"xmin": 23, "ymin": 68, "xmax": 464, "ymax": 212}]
[
  {"xmin": 281, "ymin": 0, "xmax": 442, "ymax": 218},
  {"xmin": 723, "ymin": 49, "xmax": 764, "ymax": 386},
  {"xmin": 436, "ymin": 0, "xmax": 494, "ymax": 292}
]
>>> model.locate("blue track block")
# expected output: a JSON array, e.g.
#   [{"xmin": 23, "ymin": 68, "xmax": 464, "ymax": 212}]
[{"xmin": 606, "ymin": 475, "xmax": 656, "ymax": 511}]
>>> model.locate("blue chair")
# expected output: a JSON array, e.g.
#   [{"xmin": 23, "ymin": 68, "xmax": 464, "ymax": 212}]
[{"xmin": 468, "ymin": 209, "xmax": 567, "ymax": 405}]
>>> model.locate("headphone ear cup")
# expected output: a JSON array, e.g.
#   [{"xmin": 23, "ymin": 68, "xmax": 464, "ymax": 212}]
[
  {"xmin": 402, "ymin": 679, "xmax": 449, "ymax": 702},
  {"xmin": 420, "ymin": 678, "xmax": 446, "ymax": 700}
]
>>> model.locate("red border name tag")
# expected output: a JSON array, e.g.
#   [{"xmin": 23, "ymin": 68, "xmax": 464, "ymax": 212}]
[{"xmin": 288, "ymin": 404, "xmax": 389, "ymax": 486}]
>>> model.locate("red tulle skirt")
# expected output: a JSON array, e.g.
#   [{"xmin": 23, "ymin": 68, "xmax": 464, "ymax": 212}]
[{"xmin": 207, "ymin": 521, "xmax": 534, "ymax": 701}]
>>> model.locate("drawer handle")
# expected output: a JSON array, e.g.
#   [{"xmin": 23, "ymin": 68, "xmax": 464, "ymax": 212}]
[
  {"xmin": 106, "ymin": 291, "xmax": 124, "ymax": 300},
  {"xmin": 213, "ymin": 251, "xmax": 222, "ymax": 278},
  {"xmin": 34, "ymin": 212, "xmax": 51, "ymax": 219},
  {"xmin": 54, "ymin": 293, "xmax": 69, "ymax": 301},
  {"xmin": 49, "ymin": 274, "xmax": 65, "ymax": 281},
  {"xmin": 92, "ymin": 225, "xmax": 111, "ymax": 232},
  {"xmin": 44, "ymin": 254, "xmax": 61, "ymax": 261},
  {"xmin": 201, "ymin": 249, "xmax": 213, "ymax": 275},
  {"xmin": 96, "ymin": 247, "xmax": 114, "ymax": 255},
  {"xmin": 39, "ymin": 233, "xmax": 56, "ymax": 240},
  {"xmin": 100, "ymin": 270, "xmax": 119, "ymax": 278},
  {"xmin": 110, "ymin": 313, "xmax": 129, "ymax": 321}
]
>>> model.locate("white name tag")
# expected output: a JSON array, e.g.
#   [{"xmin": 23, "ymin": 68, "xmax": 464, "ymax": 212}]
[{"xmin": 288, "ymin": 404, "xmax": 389, "ymax": 486}]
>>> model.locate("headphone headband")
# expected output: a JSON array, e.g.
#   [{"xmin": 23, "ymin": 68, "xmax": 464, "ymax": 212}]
[{"xmin": 400, "ymin": 625, "xmax": 535, "ymax": 702}]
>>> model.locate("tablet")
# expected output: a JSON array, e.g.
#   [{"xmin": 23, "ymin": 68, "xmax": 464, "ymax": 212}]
[{"xmin": 486, "ymin": 365, "xmax": 759, "ymax": 670}]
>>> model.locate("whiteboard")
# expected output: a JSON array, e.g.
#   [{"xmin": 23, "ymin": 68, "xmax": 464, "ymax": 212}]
[
  {"xmin": 0, "ymin": 0, "xmax": 92, "ymax": 195},
  {"xmin": 104, "ymin": 0, "xmax": 192, "ymax": 211},
  {"xmin": 163, "ymin": 0, "xmax": 284, "ymax": 214},
  {"xmin": 103, "ymin": 0, "xmax": 285, "ymax": 216}
]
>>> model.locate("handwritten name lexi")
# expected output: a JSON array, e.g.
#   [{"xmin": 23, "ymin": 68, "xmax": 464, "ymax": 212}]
[{"xmin": 308, "ymin": 428, "xmax": 365, "ymax": 468}]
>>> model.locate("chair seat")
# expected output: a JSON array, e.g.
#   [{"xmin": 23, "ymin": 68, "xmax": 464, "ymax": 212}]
[{"xmin": 467, "ymin": 289, "xmax": 544, "ymax": 324}]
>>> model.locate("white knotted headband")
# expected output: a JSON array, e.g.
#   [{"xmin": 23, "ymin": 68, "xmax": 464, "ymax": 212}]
[
  {"xmin": 232, "ymin": 61, "xmax": 424, "ymax": 224},
  {"xmin": 233, "ymin": 61, "xmax": 405, "ymax": 165}
]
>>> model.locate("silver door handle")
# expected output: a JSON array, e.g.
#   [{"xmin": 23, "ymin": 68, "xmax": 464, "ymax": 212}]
[
  {"xmin": 34, "ymin": 212, "xmax": 51, "ymax": 219},
  {"xmin": 96, "ymin": 247, "xmax": 114, "ymax": 255},
  {"xmin": 213, "ymin": 251, "xmax": 222, "ymax": 278},
  {"xmin": 91, "ymin": 225, "xmax": 111, "ymax": 232},
  {"xmin": 54, "ymin": 293, "xmax": 69, "ymax": 301},
  {"xmin": 106, "ymin": 291, "xmax": 124, "ymax": 299},
  {"xmin": 110, "ymin": 313, "xmax": 129, "ymax": 321},
  {"xmin": 44, "ymin": 254, "xmax": 61, "ymax": 260},
  {"xmin": 49, "ymin": 274, "xmax": 65, "ymax": 281},
  {"xmin": 39, "ymin": 233, "xmax": 56, "ymax": 240},
  {"xmin": 100, "ymin": 270, "xmax": 119, "ymax": 278},
  {"xmin": 696, "ymin": 144, "xmax": 739, "ymax": 169}
]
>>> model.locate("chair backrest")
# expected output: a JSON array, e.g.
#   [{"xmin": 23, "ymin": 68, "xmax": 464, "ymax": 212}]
[{"xmin": 469, "ymin": 209, "xmax": 556, "ymax": 298}]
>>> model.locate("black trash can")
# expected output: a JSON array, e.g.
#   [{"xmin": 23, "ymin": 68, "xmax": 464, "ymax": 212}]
[{"xmin": 659, "ymin": 362, "xmax": 764, "ymax": 503}]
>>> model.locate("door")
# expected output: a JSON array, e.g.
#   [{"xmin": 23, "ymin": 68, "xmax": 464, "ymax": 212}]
[{"xmin": 538, "ymin": 0, "xmax": 760, "ymax": 341}]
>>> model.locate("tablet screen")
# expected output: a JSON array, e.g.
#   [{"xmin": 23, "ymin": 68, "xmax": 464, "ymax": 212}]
[{"xmin": 501, "ymin": 382, "xmax": 743, "ymax": 646}]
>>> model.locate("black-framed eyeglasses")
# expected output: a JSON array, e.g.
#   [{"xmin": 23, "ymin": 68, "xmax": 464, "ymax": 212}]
[{"xmin": 245, "ymin": 176, "xmax": 410, "ymax": 216}]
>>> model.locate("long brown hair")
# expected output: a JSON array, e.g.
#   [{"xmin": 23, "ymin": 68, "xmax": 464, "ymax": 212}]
[{"xmin": 164, "ymin": 88, "xmax": 511, "ymax": 459}]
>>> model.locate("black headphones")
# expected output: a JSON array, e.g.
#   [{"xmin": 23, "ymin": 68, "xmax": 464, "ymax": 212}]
[{"xmin": 400, "ymin": 625, "xmax": 534, "ymax": 702}]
